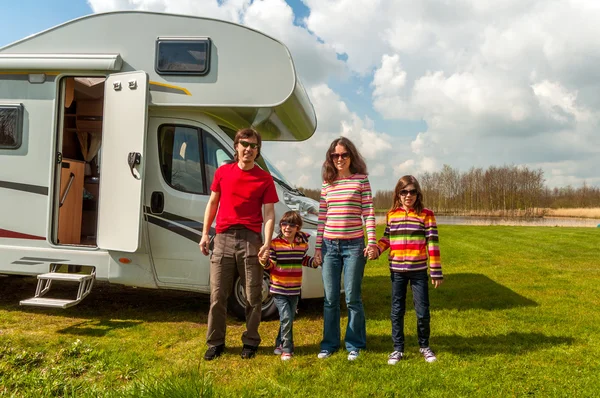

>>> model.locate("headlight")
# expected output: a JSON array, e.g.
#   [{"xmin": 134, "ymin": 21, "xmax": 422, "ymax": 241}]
[{"xmin": 282, "ymin": 192, "xmax": 319, "ymax": 223}]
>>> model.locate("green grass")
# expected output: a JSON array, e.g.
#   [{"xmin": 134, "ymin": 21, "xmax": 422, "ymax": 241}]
[{"xmin": 1, "ymin": 225, "xmax": 599, "ymax": 397}]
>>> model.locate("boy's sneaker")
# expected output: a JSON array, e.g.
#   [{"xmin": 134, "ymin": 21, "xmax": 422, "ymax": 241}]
[
  {"xmin": 274, "ymin": 345, "xmax": 283, "ymax": 355},
  {"xmin": 317, "ymin": 350, "xmax": 332, "ymax": 359},
  {"xmin": 281, "ymin": 352, "xmax": 293, "ymax": 361},
  {"xmin": 241, "ymin": 344, "xmax": 258, "ymax": 359},
  {"xmin": 347, "ymin": 350, "xmax": 359, "ymax": 361},
  {"xmin": 419, "ymin": 347, "xmax": 437, "ymax": 362},
  {"xmin": 387, "ymin": 350, "xmax": 403, "ymax": 365},
  {"xmin": 204, "ymin": 344, "xmax": 224, "ymax": 361}
]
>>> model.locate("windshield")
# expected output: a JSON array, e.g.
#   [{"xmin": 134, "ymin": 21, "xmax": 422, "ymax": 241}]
[{"xmin": 262, "ymin": 157, "xmax": 295, "ymax": 190}]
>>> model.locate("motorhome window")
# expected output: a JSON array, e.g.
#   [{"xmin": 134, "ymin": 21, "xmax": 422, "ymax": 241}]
[
  {"xmin": 158, "ymin": 125, "xmax": 206, "ymax": 194},
  {"xmin": 156, "ymin": 39, "xmax": 211, "ymax": 75},
  {"xmin": 0, "ymin": 104, "xmax": 23, "ymax": 149},
  {"xmin": 203, "ymin": 133, "xmax": 233, "ymax": 189}
]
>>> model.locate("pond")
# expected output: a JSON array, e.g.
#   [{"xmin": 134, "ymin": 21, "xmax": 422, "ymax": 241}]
[{"xmin": 375, "ymin": 214, "xmax": 600, "ymax": 228}]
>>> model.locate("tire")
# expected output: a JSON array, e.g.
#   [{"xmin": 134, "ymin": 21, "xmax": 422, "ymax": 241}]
[{"xmin": 227, "ymin": 270, "xmax": 278, "ymax": 320}]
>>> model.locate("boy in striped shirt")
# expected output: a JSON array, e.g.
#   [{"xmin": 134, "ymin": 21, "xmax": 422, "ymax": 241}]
[{"xmin": 259, "ymin": 211, "xmax": 318, "ymax": 360}]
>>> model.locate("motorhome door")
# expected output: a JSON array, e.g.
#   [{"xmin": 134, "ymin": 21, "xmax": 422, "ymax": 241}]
[{"xmin": 97, "ymin": 71, "xmax": 149, "ymax": 252}]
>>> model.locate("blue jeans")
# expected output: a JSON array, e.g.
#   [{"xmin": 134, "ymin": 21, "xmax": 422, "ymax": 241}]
[
  {"xmin": 274, "ymin": 294, "xmax": 299, "ymax": 354},
  {"xmin": 320, "ymin": 237, "xmax": 367, "ymax": 352},
  {"xmin": 390, "ymin": 270, "xmax": 431, "ymax": 352}
]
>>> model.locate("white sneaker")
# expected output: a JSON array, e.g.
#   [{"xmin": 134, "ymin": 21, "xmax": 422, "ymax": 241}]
[
  {"xmin": 281, "ymin": 352, "xmax": 293, "ymax": 361},
  {"xmin": 317, "ymin": 350, "xmax": 332, "ymax": 359},
  {"xmin": 347, "ymin": 350, "xmax": 359, "ymax": 361},
  {"xmin": 387, "ymin": 351, "xmax": 403, "ymax": 365},
  {"xmin": 420, "ymin": 347, "xmax": 437, "ymax": 362},
  {"xmin": 273, "ymin": 345, "xmax": 283, "ymax": 355}
]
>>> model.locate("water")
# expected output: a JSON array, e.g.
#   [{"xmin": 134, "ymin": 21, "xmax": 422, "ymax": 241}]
[{"xmin": 375, "ymin": 214, "xmax": 600, "ymax": 228}]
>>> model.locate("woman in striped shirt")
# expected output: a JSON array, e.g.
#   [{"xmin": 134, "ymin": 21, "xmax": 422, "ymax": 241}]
[{"xmin": 314, "ymin": 137, "xmax": 377, "ymax": 361}]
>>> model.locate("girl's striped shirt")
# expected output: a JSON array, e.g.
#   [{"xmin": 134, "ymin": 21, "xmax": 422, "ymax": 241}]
[
  {"xmin": 261, "ymin": 231, "xmax": 317, "ymax": 295},
  {"xmin": 315, "ymin": 174, "xmax": 376, "ymax": 249},
  {"xmin": 376, "ymin": 207, "xmax": 443, "ymax": 279}
]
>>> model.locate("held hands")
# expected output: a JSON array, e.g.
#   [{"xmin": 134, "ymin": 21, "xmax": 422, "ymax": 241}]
[
  {"xmin": 364, "ymin": 244, "xmax": 379, "ymax": 260},
  {"xmin": 313, "ymin": 249, "xmax": 322, "ymax": 267},
  {"xmin": 258, "ymin": 243, "xmax": 270, "ymax": 263}
]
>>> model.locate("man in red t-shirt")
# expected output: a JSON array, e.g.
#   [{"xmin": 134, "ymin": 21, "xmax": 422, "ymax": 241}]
[{"xmin": 199, "ymin": 128, "xmax": 279, "ymax": 360}]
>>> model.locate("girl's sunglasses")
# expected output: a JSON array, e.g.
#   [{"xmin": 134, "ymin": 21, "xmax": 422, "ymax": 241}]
[
  {"xmin": 281, "ymin": 222, "xmax": 298, "ymax": 228},
  {"xmin": 330, "ymin": 152, "xmax": 350, "ymax": 160},
  {"xmin": 239, "ymin": 140, "xmax": 259, "ymax": 149},
  {"xmin": 400, "ymin": 189, "xmax": 418, "ymax": 197}
]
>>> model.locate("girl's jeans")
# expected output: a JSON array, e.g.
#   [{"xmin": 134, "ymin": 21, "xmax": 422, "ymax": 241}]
[
  {"xmin": 320, "ymin": 237, "xmax": 367, "ymax": 352},
  {"xmin": 390, "ymin": 269, "xmax": 431, "ymax": 352},
  {"xmin": 274, "ymin": 294, "xmax": 299, "ymax": 354}
]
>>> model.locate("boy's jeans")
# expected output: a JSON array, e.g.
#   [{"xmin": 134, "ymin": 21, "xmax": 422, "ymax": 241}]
[
  {"xmin": 274, "ymin": 294, "xmax": 299, "ymax": 353},
  {"xmin": 390, "ymin": 269, "xmax": 431, "ymax": 352},
  {"xmin": 320, "ymin": 237, "xmax": 367, "ymax": 353}
]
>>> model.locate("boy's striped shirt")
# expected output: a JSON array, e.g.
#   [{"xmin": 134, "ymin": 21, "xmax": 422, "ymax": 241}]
[
  {"xmin": 376, "ymin": 207, "xmax": 443, "ymax": 279},
  {"xmin": 316, "ymin": 174, "xmax": 376, "ymax": 249},
  {"xmin": 261, "ymin": 231, "xmax": 317, "ymax": 295}
]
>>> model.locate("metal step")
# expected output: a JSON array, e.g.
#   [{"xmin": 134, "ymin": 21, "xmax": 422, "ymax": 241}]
[
  {"xmin": 37, "ymin": 272, "xmax": 93, "ymax": 282},
  {"xmin": 20, "ymin": 297, "xmax": 80, "ymax": 309},
  {"xmin": 19, "ymin": 266, "xmax": 96, "ymax": 309}
]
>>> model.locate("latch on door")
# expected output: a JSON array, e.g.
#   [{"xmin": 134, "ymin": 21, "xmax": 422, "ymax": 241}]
[{"xmin": 127, "ymin": 152, "xmax": 141, "ymax": 179}]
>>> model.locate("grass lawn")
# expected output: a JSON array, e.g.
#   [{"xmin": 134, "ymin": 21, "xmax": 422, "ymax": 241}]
[{"xmin": 1, "ymin": 225, "xmax": 599, "ymax": 397}]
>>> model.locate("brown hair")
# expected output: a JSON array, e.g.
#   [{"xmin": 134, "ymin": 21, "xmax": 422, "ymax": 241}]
[
  {"xmin": 233, "ymin": 127, "xmax": 262, "ymax": 161},
  {"xmin": 390, "ymin": 175, "xmax": 424, "ymax": 214},
  {"xmin": 279, "ymin": 211, "xmax": 303, "ymax": 231},
  {"xmin": 321, "ymin": 137, "xmax": 368, "ymax": 184}
]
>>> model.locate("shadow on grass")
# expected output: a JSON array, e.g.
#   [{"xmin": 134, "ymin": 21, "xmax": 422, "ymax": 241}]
[
  {"xmin": 57, "ymin": 319, "xmax": 144, "ymax": 337},
  {"xmin": 0, "ymin": 276, "xmax": 210, "ymax": 323},
  {"xmin": 366, "ymin": 332, "xmax": 574, "ymax": 355},
  {"xmin": 363, "ymin": 272, "xmax": 538, "ymax": 320}
]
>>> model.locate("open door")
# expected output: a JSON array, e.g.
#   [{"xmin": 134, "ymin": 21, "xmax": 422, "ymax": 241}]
[{"xmin": 97, "ymin": 71, "xmax": 149, "ymax": 252}]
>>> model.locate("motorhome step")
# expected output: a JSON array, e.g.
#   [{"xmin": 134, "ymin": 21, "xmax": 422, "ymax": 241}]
[
  {"xmin": 19, "ymin": 297, "xmax": 80, "ymax": 309},
  {"xmin": 37, "ymin": 272, "xmax": 93, "ymax": 282}
]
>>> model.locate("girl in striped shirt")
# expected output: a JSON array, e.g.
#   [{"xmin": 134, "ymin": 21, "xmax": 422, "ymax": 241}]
[
  {"xmin": 368, "ymin": 175, "xmax": 443, "ymax": 365},
  {"xmin": 314, "ymin": 137, "xmax": 378, "ymax": 361},
  {"xmin": 260, "ymin": 211, "xmax": 318, "ymax": 361}
]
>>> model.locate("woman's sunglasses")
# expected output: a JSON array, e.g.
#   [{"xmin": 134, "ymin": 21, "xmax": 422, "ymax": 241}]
[
  {"xmin": 239, "ymin": 140, "xmax": 259, "ymax": 149},
  {"xmin": 281, "ymin": 222, "xmax": 298, "ymax": 228},
  {"xmin": 330, "ymin": 152, "xmax": 350, "ymax": 160},
  {"xmin": 400, "ymin": 189, "xmax": 418, "ymax": 197}
]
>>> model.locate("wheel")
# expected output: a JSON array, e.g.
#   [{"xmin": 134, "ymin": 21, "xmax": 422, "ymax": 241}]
[{"xmin": 227, "ymin": 270, "xmax": 278, "ymax": 320}]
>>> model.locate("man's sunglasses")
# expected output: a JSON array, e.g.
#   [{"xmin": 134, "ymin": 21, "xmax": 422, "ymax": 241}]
[
  {"xmin": 239, "ymin": 140, "xmax": 259, "ymax": 149},
  {"xmin": 281, "ymin": 222, "xmax": 298, "ymax": 228},
  {"xmin": 330, "ymin": 152, "xmax": 350, "ymax": 160},
  {"xmin": 400, "ymin": 189, "xmax": 418, "ymax": 197}
]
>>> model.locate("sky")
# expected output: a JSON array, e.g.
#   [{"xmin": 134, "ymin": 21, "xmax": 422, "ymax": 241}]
[{"xmin": 1, "ymin": 0, "xmax": 599, "ymax": 192}]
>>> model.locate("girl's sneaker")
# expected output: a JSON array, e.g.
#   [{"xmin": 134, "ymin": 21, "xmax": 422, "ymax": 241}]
[
  {"xmin": 273, "ymin": 345, "xmax": 283, "ymax": 355},
  {"xmin": 281, "ymin": 352, "xmax": 293, "ymax": 361},
  {"xmin": 419, "ymin": 347, "xmax": 437, "ymax": 362},
  {"xmin": 347, "ymin": 350, "xmax": 359, "ymax": 361},
  {"xmin": 317, "ymin": 350, "xmax": 332, "ymax": 359},
  {"xmin": 387, "ymin": 351, "xmax": 404, "ymax": 365}
]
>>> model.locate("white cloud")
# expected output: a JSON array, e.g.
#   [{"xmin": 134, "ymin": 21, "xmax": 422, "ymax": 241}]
[{"xmin": 87, "ymin": 0, "xmax": 600, "ymax": 189}]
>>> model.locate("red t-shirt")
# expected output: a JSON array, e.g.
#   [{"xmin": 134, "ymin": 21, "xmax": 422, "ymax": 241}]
[{"xmin": 211, "ymin": 162, "xmax": 279, "ymax": 233}]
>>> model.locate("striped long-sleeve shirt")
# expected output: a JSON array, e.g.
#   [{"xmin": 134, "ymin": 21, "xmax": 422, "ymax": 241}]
[
  {"xmin": 261, "ymin": 231, "xmax": 317, "ymax": 295},
  {"xmin": 315, "ymin": 174, "xmax": 376, "ymax": 249},
  {"xmin": 376, "ymin": 207, "xmax": 443, "ymax": 279}
]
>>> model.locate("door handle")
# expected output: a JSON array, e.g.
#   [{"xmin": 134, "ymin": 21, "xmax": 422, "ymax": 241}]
[
  {"xmin": 150, "ymin": 191, "xmax": 164, "ymax": 214},
  {"xmin": 127, "ymin": 152, "xmax": 141, "ymax": 179}
]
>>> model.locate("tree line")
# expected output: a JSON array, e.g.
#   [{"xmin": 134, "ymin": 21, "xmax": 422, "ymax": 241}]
[{"xmin": 298, "ymin": 165, "xmax": 600, "ymax": 215}]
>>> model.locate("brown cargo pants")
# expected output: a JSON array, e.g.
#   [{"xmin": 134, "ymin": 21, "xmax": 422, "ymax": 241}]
[{"xmin": 206, "ymin": 226, "xmax": 263, "ymax": 348}]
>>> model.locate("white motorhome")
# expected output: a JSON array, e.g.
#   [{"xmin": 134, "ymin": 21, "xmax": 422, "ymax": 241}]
[{"xmin": 0, "ymin": 11, "xmax": 322, "ymax": 318}]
